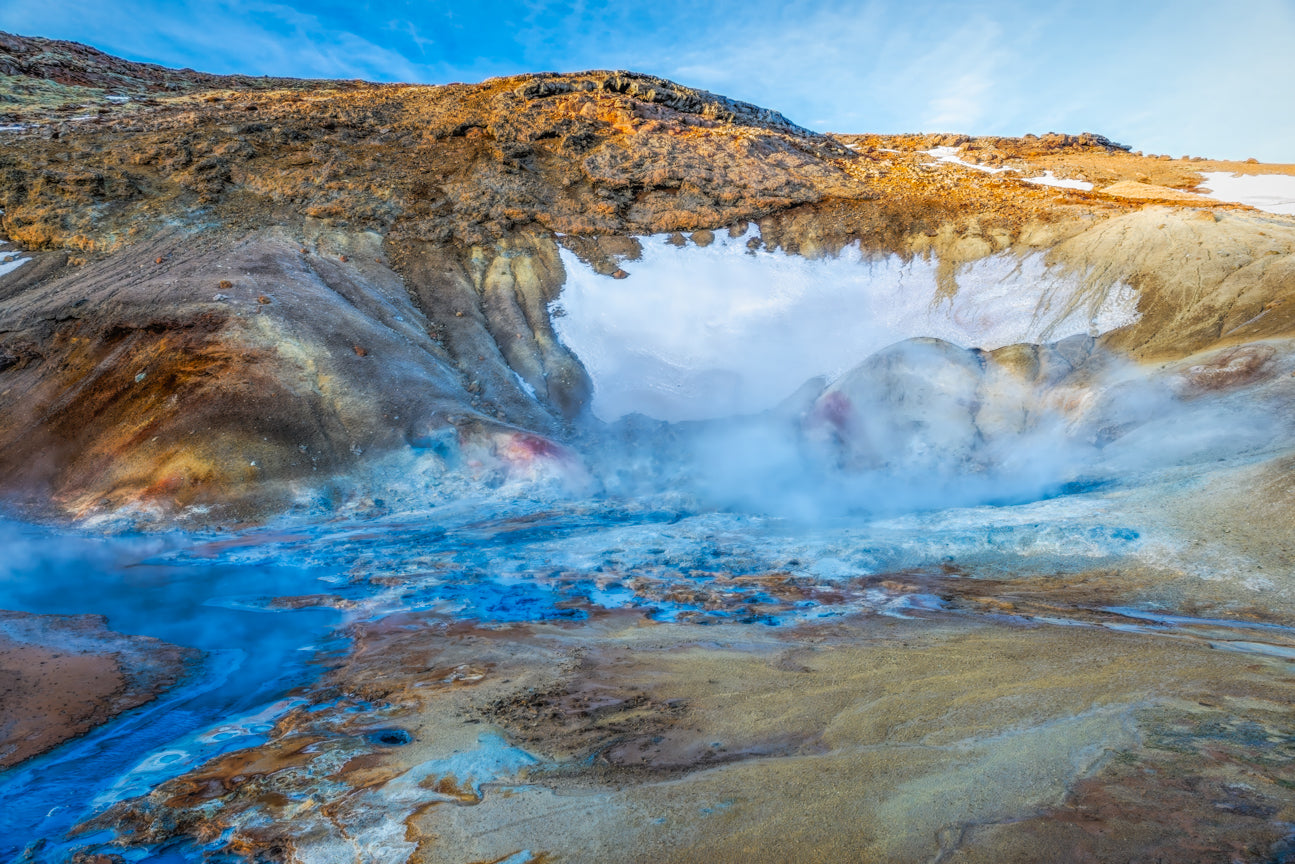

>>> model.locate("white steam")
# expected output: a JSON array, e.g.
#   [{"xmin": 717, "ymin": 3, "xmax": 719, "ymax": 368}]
[
  {"xmin": 553, "ymin": 229, "xmax": 1139, "ymax": 422},
  {"xmin": 582, "ymin": 336, "xmax": 1291, "ymax": 521},
  {"xmin": 552, "ymin": 234, "xmax": 1292, "ymax": 519}
]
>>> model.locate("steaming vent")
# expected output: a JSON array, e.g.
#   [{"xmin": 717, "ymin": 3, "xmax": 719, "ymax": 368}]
[
  {"xmin": 550, "ymin": 228, "xmax": 1284, "ymax": 518},
  {"xmin": 554, "ymin": 227, "xmax": 1139, "ymax": 423}
]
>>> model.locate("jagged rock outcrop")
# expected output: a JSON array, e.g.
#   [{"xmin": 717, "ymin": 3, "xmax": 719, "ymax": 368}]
[{"xmin": 0, "ymin": 31, "xmax": 309, "ymax": 94}]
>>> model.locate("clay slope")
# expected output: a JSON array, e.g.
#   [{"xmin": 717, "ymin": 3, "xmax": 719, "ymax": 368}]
[
  {"xmin": 0, "ymin": 226, "xmax": 590, "ymax": 521},
  {"xmin": 1, "ymin": 32, "xmax": 1295, "ymax": 521}
]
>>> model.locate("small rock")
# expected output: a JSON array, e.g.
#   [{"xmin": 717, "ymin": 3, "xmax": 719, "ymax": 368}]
[
  {"xmin": 71, "ymin": 853, "xmax": 125, "ymax": 864},
  {"xmin": 300, "ymin": 247, "xmax": 309, "ymax": 254},
  {"xmin": 218, "ymin": 279, "xmax": 233, "ymax": 290},
  {"xmin": 339, "ymin": 254, "xmax": 349, "ymax": 262},
  {"xmin": 666, "ymin": 232, "xmax": 687, "ymax": 247},
  {"xmin": 611, "ymin": 268, "xmax": 629, "ymax": 279},
  {"xmin": 257, "ymin": 295, "xmax": 271, "ymax": 304},
  {"xmin": 691, "ymin": 229, "xmax": 714, "ymax": 247},
  {"xmin": 154, "ymin": 256, "xmax": 164, "ymax": 264},
  {"xmin": 353, "ymin": 345, "xmax": 368, "ymax": 357},
  {"xmin": 212, "ymin": 293, "xmax": 229, "ymax": 301}
]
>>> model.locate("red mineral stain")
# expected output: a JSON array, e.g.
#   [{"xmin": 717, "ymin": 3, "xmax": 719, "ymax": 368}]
[{"xmin": 814, "ymin": 391, "xmax": 853, "ymax": 431}]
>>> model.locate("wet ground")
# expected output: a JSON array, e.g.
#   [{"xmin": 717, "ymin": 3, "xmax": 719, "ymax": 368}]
[
  {"xmin": 0, "ymin": 609, "xmax": 192, "ymax": 771},
  {"xmin": 2, "ymin": 438, "xmax": 1294, "ymax": 863}
]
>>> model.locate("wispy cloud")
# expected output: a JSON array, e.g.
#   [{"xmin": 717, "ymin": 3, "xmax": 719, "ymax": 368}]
[
  {"xmin": 924, "ymin": 71, "xmax": 992, "ymax": 130},
  {"xmin": 0, "ymin": 0, "xmax": 433, "ymax": 81}
]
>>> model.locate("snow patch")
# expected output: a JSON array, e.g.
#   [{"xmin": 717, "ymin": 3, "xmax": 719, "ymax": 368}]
[
  {"xmin": 510, "ymin": 367, "xmax": 538, "ymax": 400},
  {"xmin": 0, "ymin": 254, "xmax": 31, "ymax": 278},
  {"xmin": 1023, "ymin": 171, "xmax": 1094, "ymax": 191},
  {"xmin": 1195, "ymin": 171, "xmax": 1295, "ymax": 216},
  {"xmin": 553, "ymin": 229, "xmax": 1140, "ymax": 422},
  {"xmin": 924, "ymin": 146, "xmax": 1016, "ymax": 174}
]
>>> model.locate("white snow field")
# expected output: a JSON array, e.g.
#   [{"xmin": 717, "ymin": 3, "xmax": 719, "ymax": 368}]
[
  {"xmin": 923, "ymin": 148, "xmax": 1095, "ymax": 192},
  {"xmin": 1195, "ymin": 172, "xmax": 1295, "ymax": 216},
  {"xmin": 923, "ymin": 146, "xmax": 1015, "ymax": 174},
  {"xmin": 0, "ymin": 243, "xmax": 30, "ymax": 278},
  {"xmin": 1024, "ymin": 171, "xmax": 1094, "ymax": 191}
]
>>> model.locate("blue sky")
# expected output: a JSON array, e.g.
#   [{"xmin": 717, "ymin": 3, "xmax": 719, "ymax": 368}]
[{"xmin": 2, "ymin": 1, "xmax": 1293, "ymax": 161}]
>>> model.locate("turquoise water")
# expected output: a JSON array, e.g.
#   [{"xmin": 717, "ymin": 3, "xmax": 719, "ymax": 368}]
[{"xmin": 0, "ymin": 522, "xmax": 345, "ymax": 861}]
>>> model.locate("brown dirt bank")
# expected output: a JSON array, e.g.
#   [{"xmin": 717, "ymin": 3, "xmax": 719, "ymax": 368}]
[{"xmin": 0, "ymin": 609, "xmax": 195, "ymax": 768}]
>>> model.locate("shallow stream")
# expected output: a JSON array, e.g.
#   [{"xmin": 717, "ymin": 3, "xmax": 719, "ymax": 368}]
[{"xmin": 2, "ymin": 462, "xmax": 1293, "ymax": 860}]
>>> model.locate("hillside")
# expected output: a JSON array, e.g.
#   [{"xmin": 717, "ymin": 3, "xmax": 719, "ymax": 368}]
[
  {"xmin": 5, "ymin": 32, "xmax": 1295, "ymax": 864},
  {"xmin": 0, "ymin": 30, "xmax": 1293, "ymax": 524}
]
